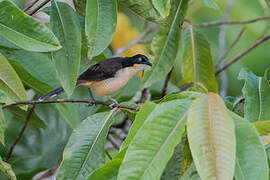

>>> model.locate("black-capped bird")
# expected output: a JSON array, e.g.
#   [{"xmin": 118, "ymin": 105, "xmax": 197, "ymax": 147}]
[{"xmin": 39, "ymin": 54, "xmax": 152, "ymax": 104}]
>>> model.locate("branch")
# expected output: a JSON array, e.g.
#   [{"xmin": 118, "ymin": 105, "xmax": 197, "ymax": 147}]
[
  {"xmin": 195, "ymin": 15, "xmax": 270, "ymax": 27},
  {"xmin": 2, "ymin": 99, "xmax": 139, "ymax": 111},
  {"xmin": 215, "ymin": 35, "xmax": 270, "ymax": 76},
  {"xmin": 5, "ymin": 105, "xmax": 36, "ymax": 162},
  {"xmin": 113, "ymin": 25, "xmax": 157, "ymax": 57},
  {"xmin": 215, "ymin": 27, "xmax": 246, "ymax": 67},
  {"xmin": 26, "ymin": 0, "xmax": 51, "ymax": 16},
  {"xmin": 161, "ymin": 69, "xmax": 173, "ymax": 98}
]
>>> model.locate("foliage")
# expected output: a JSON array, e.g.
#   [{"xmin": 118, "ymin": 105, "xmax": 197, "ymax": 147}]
[{"xmin": 0, "ymin": 0, "xmax": 269, "ymax": 179}]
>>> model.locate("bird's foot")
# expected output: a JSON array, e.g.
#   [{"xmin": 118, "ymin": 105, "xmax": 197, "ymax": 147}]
[
  {"xmin": 87, "ymin": 100, "xmax": 96, "ymax": 106},
  {"xmin": 108, "ymin": 96, "xmax": 119, "ymax": 109}
]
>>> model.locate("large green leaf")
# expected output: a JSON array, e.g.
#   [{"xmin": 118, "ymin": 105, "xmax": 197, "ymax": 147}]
[
  {"xmin": 0, "ymin": 105, "xmax": 5, "ymax": 145},
  {"xmin": 187, "ymin": 93, "xmax": 235, "ymax": 180},
  {"xmin": 152, "ymin": 0, "xmax": 170, "ymax": 18},
  {"xmin": 85, "ymin": 0, "xmax": 117, "ymax": 58},
  {"xmin": 0, "ymin": 53, "xmax": 27, "ymax": 103},
  {"xmin": 230, "ymin": 112, "xmax": 269, "ymax": 180},
  {"xmin": 120, "ymin": 101, "xmax": 156, "ymax": 150},
  {"xmin": 51, "ymin": 0, "xmax": 81, "ymax": 97},
  {"xmin": 8, "ymin": 60, "xmax": 53, "ymax": 95},
  {"xmin": 0, "ymin": 156, "xmax": 16, "ymax": 180},
  {"xmin": 253, "ymin": 120, "xmax": 270, "ymax": 135},
  {"xmin": 57, "ymin": 110, "xmax": 116, "ymax": 180},
  {"xmin": 119, "ymin": 0, "xmax": 164, "ymax": 24},
  {"xmin": 118, "ymin": 99, "xmax": 191, "ymax": 180},
  {"xmin": 87, "ymin": 149, "xmax": 126, "ymax": 180},
  {"xmin": 180, "ymin": 163, "xmax": 200, "ymax": 180},
  {"xmin": 0, "ymin": 0, "xmax": 60, "ymax": 52},
  {"xmin": 202, "ymin": 0, "xmax": 218, "ymax": 9},
  {"xmin": 238, "ymin": 68, "xmax": 270, "ymax": 122},
  {"xmin": 143, "ymin": 0, "xmax": 188, "ymax": 88},
  {"xmin": 0, "ymin": 50, "xmax": 60, "ymax": 88},
  {"xmin": 181, "ymin": 28, "xmax": 218, "ymax": 93}
]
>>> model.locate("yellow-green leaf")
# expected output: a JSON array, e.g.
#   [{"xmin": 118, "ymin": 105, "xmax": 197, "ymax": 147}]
[{"xmin": 187, "ymin": 93, "xmax": 235, "ymax": 180}]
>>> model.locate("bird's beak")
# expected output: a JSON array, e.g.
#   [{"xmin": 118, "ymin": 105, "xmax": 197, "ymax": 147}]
[{"xmin": 145, "ymin": 61, "xmax": 152, "ymax": 67}]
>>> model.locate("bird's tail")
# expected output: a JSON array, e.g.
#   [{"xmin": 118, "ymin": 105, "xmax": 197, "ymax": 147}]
[{"xmin": 38, "ymin": 87, "xmax": 64, "ymax": 101}]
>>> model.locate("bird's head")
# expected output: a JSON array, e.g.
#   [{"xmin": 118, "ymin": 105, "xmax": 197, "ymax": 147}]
[{"xmin": 131, "ymin": 54, "xmax": 152, "ymax": 67}]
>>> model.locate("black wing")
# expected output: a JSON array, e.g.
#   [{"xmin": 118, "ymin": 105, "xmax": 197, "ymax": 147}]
[{"xmin": 78, "ymin": 57, "xmax": 124, "ymax": 81}]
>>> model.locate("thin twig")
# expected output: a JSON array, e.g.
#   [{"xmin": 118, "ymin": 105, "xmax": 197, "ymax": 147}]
[
  {"xmin": 215, "ymin": 35, "xmax": 270, "ymax": 76},
  {"xmin": 29, "ymin": 0, "xmax": 50, "ymax": 16},
  {"xmin": 215, "ymin": 27, "xmax": 246, "ymax": 67},
  {"xmin": 161, "ymin": 69, "xmax": 173, "ymax": 98},
  {"xmin": 2, "ymin": 99, "xmax": 139, "ymax": 111},
  {"xmin": 105, "ymin": 150, "xmax": 112, "ymax": 160},
  {"xmin": 113, "ymin": 25, "xmax": 157, "ymax": 57},
  {"xmin": 23, "ymin": 0, "xmax": 39, "ymax": 12},
  {"xmin": 5, "ymin": 105, "xmax": 36, "ymax": 162},
  {"xmin": 195, "ymin": 15, "xmax": 270, "ymax": 27}
]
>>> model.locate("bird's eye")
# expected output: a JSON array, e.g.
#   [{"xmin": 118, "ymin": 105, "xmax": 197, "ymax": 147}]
[{"xmin": 138, "ymin": 57, "xmax": 142, "ymax": 62}]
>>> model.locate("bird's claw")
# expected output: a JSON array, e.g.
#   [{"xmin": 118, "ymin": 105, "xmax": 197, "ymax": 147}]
[{"xmin": 109, "ymin": 102, "xmax": 119, "ymax": 109}]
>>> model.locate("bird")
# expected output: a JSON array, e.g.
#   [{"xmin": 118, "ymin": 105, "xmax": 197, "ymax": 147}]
[{"xmin": 38, "ymin": 54, "xmax": 152, "ymax": 105}]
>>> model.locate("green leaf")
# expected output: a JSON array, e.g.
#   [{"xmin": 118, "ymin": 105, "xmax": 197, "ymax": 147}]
[
  {"xmin": 7, "ymin": 106, "xmax": 48, "ymax": 129},
  {"xmin": 73, "ymin": 0, "xmax": 86, "ymax": 16},
  {"xmin": 57, "ymin": 110, "xmax": 116, "ymax": 180},
  {"xmin": 87, "ymin": 149, "xmax": 127, "ymax": 180},
  {"xmin": 0, "ymin": 105, "xmax": 6, "ymax": 145},
  {"xmin": 0, "ymin": 35, "xmax": 19, "ymax": 49},
  {"xmin": 8, "ymin": 60, "xmax": 53, "ymax": 95},
  {"xmin": 121, "ymin": 101, "xmax": 156, "ymax": 150},
  {"xmin": 0, "ymin": 0, "xmax": 60, "ymax": 52},
  {"xmin": 253, "ymin": 120, "xmax": 270, "ymax": 135},
  {"xmin": 0, "ymin": 156, "xmax": 16, "ymax": 180},
  {"xmin": 0, "ymin": 53, "xmax": 27, "ymax": 103},
  {"xmin": 180, "ymin": 163, "xmax": 200, "ymax": 180},
  {"xmin": 143, "ymin": 0, "xmax": 188, "ymax": 88},
  {"xmin": 118, "ymin": 99, "xmax": 191, "ymax": 180},
  {"xmin": 161, "ymin": 139, "xmax": 185, "ymax": 180},
  {"xmin": 202, "ymin": 0, "xmax": 218, "ymax": 9},
  {"xmin": 152, "ymin": 0, "xmax": 170, "ymax": 18},
  {"xmin": 238, "ymin": 68, "xmax": 270, "ymax": 122},
  {"xmin": 230, "ymin": 112, "xmax": 269, "ymax": 180},
  {"xmin": 181, "ymin": 28, "xmax": 218, "ymax": 93},
  {"xmin": 85, "ymin": 0, "xmax": 117, "ymax": 58},
  {"xmin": 0, "ymin": 49, "xmax": 60, "ymax": 88},
  {"xmin": 50, "ymin": 0, "xmax": 81, "ymax": 97},
  {"xmin": 119, "ymin": 0, "xmax": 164, "ymax": 24},
  {"xmin": 187, "ymin": 93, "xmax": 235, "ymax": 180}
]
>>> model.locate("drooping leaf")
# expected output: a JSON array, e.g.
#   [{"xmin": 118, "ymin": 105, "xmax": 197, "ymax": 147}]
[
  {"xmin": 0, "ymin": 53, "xmax": 27, "ymax": 103},
  {"xmin": 118, "ymin": 99, "xmax": 191, "ymax": 180},
  {"xmin": 187, "ymin": 93, "xmax": 235, "ymax": 180},
  {"xmin": 143, "ymin": 0, "xmax": 188, "ymax": 88},
  {"xmin": 119, "ymin": 0, "xmax": 164, "ymax": 24},
  {"xmin": 121, "ymin": 101, "xmax": 156, "ymax": 150},
  {"xmin": 85, "ymin": 0, "xmax": 117, "ymax": 58},
  {"xmin": 50, "ymin": 0, "xmax": 81, "ymax": 97},
  {"xmin": 0, "ymin": 0, "xmax": 60, "ymax": 52},
  {"xmin": 0, "ymin": 105, "xmax": 6, "ymax": 145},
  {"xmin": 230, "ymin": 112, "xmax": 269, "ymax": 180},
  {"xmin": 253, "ymin": 120, "xmax": 270, "ymax": 135},
  {"xmin": 0, "ymin": 35, "xmax": 19, "ymax": 49},
  {"xmin": 0, "ymin": 156, "xmax": 16, "ymax": 180},
  {"xmin": 7, "ymin": 106, "xmax": 48, "ymax": 129},
  {"xmin": 202, "ymin": 0, "xmax": 219, "ymax": 9},
  {"xmin": 152, "ymin": 0, "xmax": 170, "ymax": 18},
  {"xmin": 0, "ymin": 49, "xmax": 60, "ymax": 88},
  {"xmin": 57, "ymin": 110, "xmax": 116, "ymax": 180},
  {"xmin": 181, "ymin": 28, "xmax": 218, "ymax": 93},
  {"xmin": 87, "ymin": 149, "xmax": 127, "ymax": 180},
  {"xmin": 238, "ymin": 68, "xmax": 270, "ymax": 122},
  {"xmin": 8, "ymin": 60, "xmax": 53, "ymax": 95}
]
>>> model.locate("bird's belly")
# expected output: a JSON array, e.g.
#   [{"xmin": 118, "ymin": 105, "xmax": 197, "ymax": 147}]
[{"xmin": 90, "ymin": 77, "xmax": 132, "ymax": 96}]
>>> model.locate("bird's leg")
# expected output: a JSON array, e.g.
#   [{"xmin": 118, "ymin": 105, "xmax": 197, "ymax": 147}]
[
  {"xmin": 107, "ymin": 96, "xmax": 119, "ymax": 109},
  {"xmin": 87, "ymin": 88, "xmax": 96, "ymax": 106}
]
